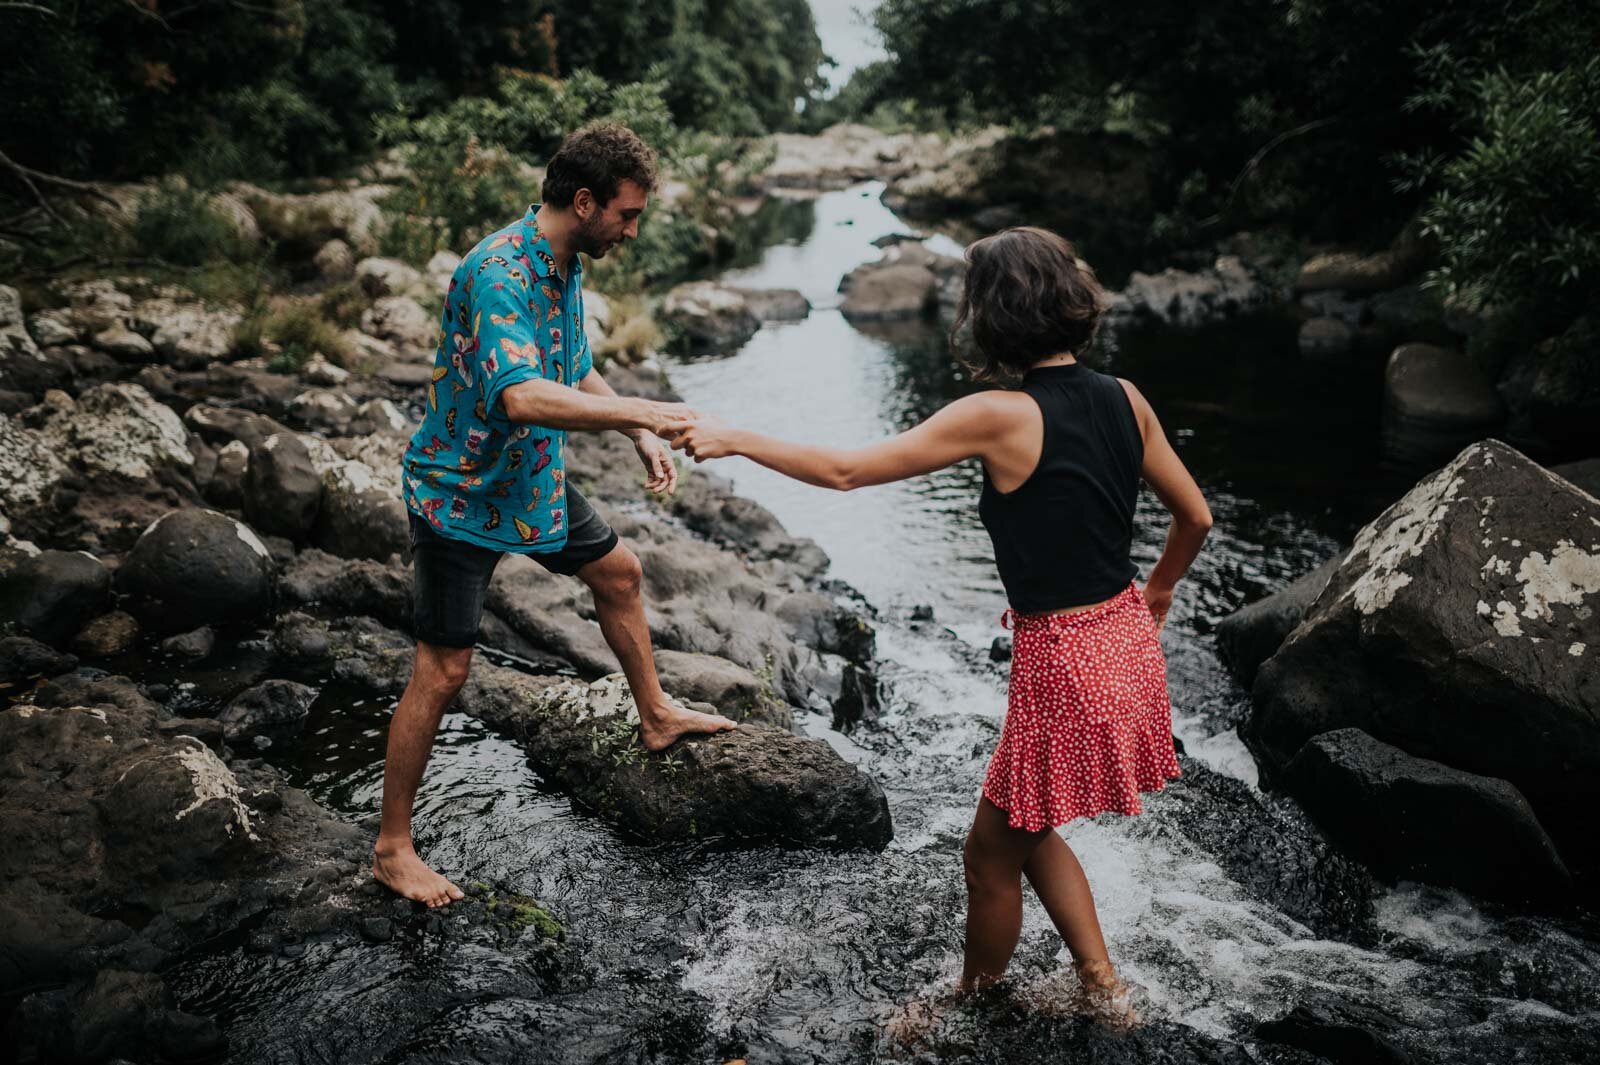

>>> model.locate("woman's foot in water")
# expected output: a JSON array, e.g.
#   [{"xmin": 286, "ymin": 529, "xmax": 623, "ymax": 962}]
[{"xmin": 1073, "ymin": 957, "xmax": 1139, "ymax": 1030}]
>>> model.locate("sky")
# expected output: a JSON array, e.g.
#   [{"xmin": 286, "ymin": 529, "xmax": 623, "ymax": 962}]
[{"xmin": 809, "ymin": 0, "xmax": 887, "ymax": 93}]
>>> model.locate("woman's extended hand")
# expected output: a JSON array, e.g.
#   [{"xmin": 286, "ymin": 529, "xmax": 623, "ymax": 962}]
[
  {"xmin": 1142, "ymin": 580, "xmax": 1174, "ymax": 632},
  {"xmin": 668, "ymin": 415, "xmax": 741, "ymax": 462}
]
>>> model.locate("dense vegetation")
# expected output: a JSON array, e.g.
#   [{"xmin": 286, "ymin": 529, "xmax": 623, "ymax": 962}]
[{"xmin": 852, "ymin": 0, "xmax": 1598, "ymax": 349}]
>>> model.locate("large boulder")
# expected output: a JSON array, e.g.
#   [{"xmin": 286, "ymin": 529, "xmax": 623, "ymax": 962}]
[
  {"xmin": 839, "ymin": 263, "xmax": 938, "ymax": 322},
  {"xmin": 313, "ymin": 452, "xmax": 408, "ymax": 561},
  {"xmin": 130, "ymin": 301, "xmax": 241, "ymax": 370},
  {"xmin": 1382, "ymin": 343, "xmax": 1505, "ymax": 466},
  {"xmin": 40, "ymin": 383, "xmax": 194, "ymax": 486},
  {"xmin": 232, "ymin": 182, "xmax": 388, "ymax": 256},
  {"xmin": 1109, "ymin": 256, "xmax": 1269, "ymax": 329},
  {"xmin": 243, "ymin": 431, "xmax": 322, "ymax": 539},
  {"xmin": 1283, "ymin": 727, "xmax": 1571, "ymax": 906},
  {"xmin": 278, "ymin": 548, "xmax": 412, "ymax": 632},
  {"xmin": 730, "ymin": 286, "xmax": 810, "ymax": 322},
  {"xmin": 359, "ymin": 296, "xmax": 437, "ymax": 358},
  {"xmin": 355, "ymin": 256, "xmax": 424, "ymax": 299},
  {"xmin": 1295, "ymin": 232, "xmax": 1428, "ymax": 294},
  {"xmin": 762, "ymin": 124, "xmax": 946, "ymax": 189},
  {"xmin": 459, "ymin": 672, "xmax": 893, "ymax": 849},
  {"xmin": 1214, "ymin": 556, "xmax": 1340, "ymax": 688},
  {"xmin": 0, "ymin": 548, "xmax": 111, "ymax": 647},
  {"xmin": 660, "ymin": 281, "xmax": 759, "ymax": 353},
  {"xmin": 116, "ymin": 509, "xmax": 275, "ymax": 634},
  {"xmin": 1247, "ymin": 440, "xmax": 1600, "ymax": 883}
]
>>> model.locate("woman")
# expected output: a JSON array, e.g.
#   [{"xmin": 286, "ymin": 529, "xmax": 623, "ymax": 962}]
[{"xmin": 668, "ymin": 227, "xmax": 1212, "ymax": 1022}]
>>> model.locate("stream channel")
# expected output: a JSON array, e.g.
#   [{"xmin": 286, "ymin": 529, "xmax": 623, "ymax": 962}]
[{"xmin": 168, "ymin": 184, "xmax": 1600, "ymax": 1063}]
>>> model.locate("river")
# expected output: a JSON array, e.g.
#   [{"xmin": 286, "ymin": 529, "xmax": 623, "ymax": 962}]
[{"xmin": 168, "ymin": 184, "xmax": 1600, "ymax": 1063}]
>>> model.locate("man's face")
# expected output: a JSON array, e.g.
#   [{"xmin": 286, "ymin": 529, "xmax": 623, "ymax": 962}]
[{"xmin": 574, "ymin": 179, "xmax": 649, "ymax": 259}]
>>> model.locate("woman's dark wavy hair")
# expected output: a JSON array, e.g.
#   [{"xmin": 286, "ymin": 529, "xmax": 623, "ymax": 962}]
[
  {"xmin": 541, "ymin": 122, "xmax": 658, "ymax": 208},
  {"xmin": 950, "ymin": 226, "xmax": 1107, "ymax": 382}
]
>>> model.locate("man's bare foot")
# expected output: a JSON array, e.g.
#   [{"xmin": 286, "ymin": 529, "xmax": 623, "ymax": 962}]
[
  {"xmin": 639, "ymin": 697, "xmax": 737, "ymax": 752},
  {"xmin": 372, "ymin": 839, "xmax": 465, "ymax": 909}
]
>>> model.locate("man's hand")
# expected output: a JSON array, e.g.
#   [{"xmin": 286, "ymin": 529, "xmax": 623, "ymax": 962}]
[
  {"xmin": 639, "ymin": 400, "xmax": 697, "ymax": 439},
  {"xmin": 631, "ymin": 432, "xmax": 679, "ymax": 496},
  {"xmin": 1141, "ymin": 580, "xmax": 1174, "ymax": 632},
  {"xmin": 667, "ymin": 415, "xmax": 741, "ymax": 462}
]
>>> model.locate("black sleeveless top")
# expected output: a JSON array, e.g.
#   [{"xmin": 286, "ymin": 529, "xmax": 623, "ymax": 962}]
[{"xmin": 977, "ymin": 361, "xmax": 1144, "ymax": 613}]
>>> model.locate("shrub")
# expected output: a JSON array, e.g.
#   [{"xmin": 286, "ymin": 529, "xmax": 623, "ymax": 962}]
[{"xmin": 127, "ymin": 181, "xmax": 252, "ymax": 267}]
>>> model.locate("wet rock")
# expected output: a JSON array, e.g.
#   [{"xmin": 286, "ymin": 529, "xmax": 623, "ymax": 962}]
[
  {"xmin": 116, "ymin": 508, "xmax": 275, "ymax": 635},
  {"xmin": 667, "ymin": 465, "xmax": 830, "ymax": 575},
  {"xmin": 840, "ymin": 263, "xmax": 938, "ymax": 322},
  {"xmin": 356, "ymin": 256, "xmax": 424, "ymax": 299},
  {"xmin": 0, "ymin": 547, "xmax": 111, "ymax": 646},
  {"xmin": 1214, "ymin": 556, "xmax": 1340, "ymax": 688},
  {"xmin": 0, "ymin": 636, "xmax": 77, "ymax": 688},
  {"xmin": 831, "ymin": 662, "xmax": 880, "ymax": 731},
  {"xmin": 1296, "ymin": 233, "xmax": 1428, "ymax": 294},
  {"xmin": 1284, "ymin": 727, "xmax": 1571, "ymax": 906},
  {"xmin": 661, "ymin": 281, "xmax": 759, "ymax": 352},
  {"xmin": 1247, "ymin": 441, "xmax": 1600, "ymax": 890},
  {"xmin": 730, "ymin": 286, "xmax": 810, "ymax": 322},
  {"xmin": 218, "ymin": 679, "xmax": 318, "ymax": 743},
  {"xmin": 989, "ymin": 635, "xmax": 1013, "ymax": 662},
  {"xmin": 1382, "ymin": 343, "xmax": 1505, "ymax": 466},
  {"xmin": 278, "ymin": 549, "xmax": 412, "ymax": 631},
  {"xmin": 182, "ymin": 403, "xmax": 294, "ymax": 451},
  {"xmin": 1108, "ymin": 257, "xmax": 1269, "ymax": 329},
  {"xmin": 1159, "ymin": 756, "xmax": 1376, "ymax": 938},
  {"xmin": 654, "ymin": 650, "xmax": 793, "ymax": 731},
  {"xmin": 1256, "ymin": 991, "xmax": 1412, "ymax": 1065},
  {"xmin": 244, "ymin": 431, "xmax": 322, "ymax": 539},
  {"xmin": 1297, "ymin": 316, "xmax": 1355, "ymax": 361},
  {"xmin": 360, "ymin": 916, "xmax": 393, "ymax": 943},
  {"xmin": 160, "ymin": 626, "xmax": 215, "ymax": 660},
  {"xmin": 460, "ymin": 672, "xmax": 894, "ymax": 849},
  {"xmin": 313, "ymin": 238, "xmax": 355, "ymax": 281},
  {"xmin": 72, "ymin": 611, "xmax": 140, "ymax": 658}
]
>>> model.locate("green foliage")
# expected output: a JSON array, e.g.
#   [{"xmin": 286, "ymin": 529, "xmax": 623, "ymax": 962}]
[
  {"xmin": 127, "ymin": 182, "xmax": 252, "ymax": 268},
  {"xmin": 482, "ymin": 891, "xmax": 564, "ymax": 939},
  {"xmin": 236, "ymin": 303, "xmax": 350, "ymax": 373}
]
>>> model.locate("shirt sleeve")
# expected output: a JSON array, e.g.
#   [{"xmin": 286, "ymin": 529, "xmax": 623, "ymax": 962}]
[{"xmin": 468, "ymin": 271, "xmax": 554, "ymax": 418}]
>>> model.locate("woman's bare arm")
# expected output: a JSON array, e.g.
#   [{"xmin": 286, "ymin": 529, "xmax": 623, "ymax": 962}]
[{"xmin": 1119, "ymin": 379, "xmax": 1212, "ymax": 626}]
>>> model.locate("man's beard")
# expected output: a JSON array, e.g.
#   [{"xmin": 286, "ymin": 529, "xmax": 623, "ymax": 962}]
[{"xmin": 575, "ymin": 214, "xmax": 612, "ymax": 259}]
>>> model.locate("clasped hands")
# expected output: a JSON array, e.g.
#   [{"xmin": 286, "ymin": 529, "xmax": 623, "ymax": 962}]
[{"xmin": 632, "ymin": 401, "xmax": 736, "ymax": 496}]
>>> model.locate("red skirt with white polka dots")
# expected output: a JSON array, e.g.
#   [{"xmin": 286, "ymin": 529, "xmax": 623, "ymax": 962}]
[{"xmin": 982, "ymin": 581, "xmax": 1182, "ymax": 832}]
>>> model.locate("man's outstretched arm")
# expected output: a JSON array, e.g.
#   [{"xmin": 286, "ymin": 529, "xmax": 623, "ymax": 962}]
[{"xmin": 500, "ymin": 377, "xmax": 691, "ymax": 437}]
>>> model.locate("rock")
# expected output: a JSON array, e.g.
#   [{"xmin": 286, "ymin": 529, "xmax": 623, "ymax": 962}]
[
  {"xmin": 729, "ymin": 286, "xmax": 810, "ymax": 322},
  {"xmin": 989, "ymin": 636, "xmax": 1012, "ymax": 662},
  {"xmin": 1111, "ymin": 257, "xmax": 1269, "ymax": 329},
  {"xmin": 661, "ymin": 281, "xmax": 760, "ymax": 352},
  {"xmin": 206, "ymin": 440, "xmax": 248, "ymax": 508},
  {"xmin": 144, "ymin": 304, "xmax": 240, "ymax": 369},
  {"xmin": 831, "ymin": 662, "xmax": 880, "ymax": 731},
  {"xmin": 359, "ymin": 296, "xmax": 436, "ymax": 357},
  {"xmin": 301, "ymin": 353, "xmax": 351, "ymax": 387},
  {"xmin": 182, "ymin": 403, "xmax": 293, "ymax": 451},
  {"xmin": 233, "ymin": 182, "xmax": 388, "ymax": 256},
  {"xmin": 840, "ymin": 263, "xmax": 938, "ymax": 322},
  {"xmin": 763, "ymin": 123, "xmax": 948, "ymax": 189},
  {"xmin": 204, "ymin": 362, "xmax": 303, "ymax": 418},
  {"xmin": 423, "ymin": 250, "xmax": 461, "ymax": 293},
  {"xmin": 51, "ymin": 383, "xmax": 195, "ymax": 487},
  {"xmin": 669, "ymin": 469, "xmax": 830, "ymax": 575},
  {"xmin": 1159, "ymin": 757, "xmax": 1376, "ymax": 938},
  {"xmin": 313, "ymin": 239, "xmax": 356, "ymax": 281},
  {"xmin": 0, "ymin": 548, "xmax": 111, "ymax": 646},
  {"xmin": 314, "ymin": 454, "xmax": 409, "ymax": 561},
  {"xmin": 91, "ymin": 324, "xmax": 156, "ymax": 362},
  {"xmin": 1247, "ymin": 441, "xmax": 1600, "ymax": 885},
  {"xmin": 356, "ymin": 257, "xmax": 424, "ymax": 299},
  {"xmin": 653, "ymin": 650, "xmax": 793, "ymax": 731},
  {"xmin": 1256, "ymin": 992, "xmax": 1412, "ymax": 1065},
  {"xmin": 217, "ymin": 679, "xmax": 318, "ymax": 743},
  {"xmin": 244, "ymin": 432, "xmax": 322, "ymax": 539},
  {"xmin": 1283, "ymin": 728, "xmax": 1571, "ymax": 905},
  {"xmin": 27, "ymin": 309, "xmax": 79, "ymax": 348},
  {"xmin": 116, "ymin": 508, "xmax": 275, "ymax": 634},
  {"xmin": 278, "ymin": 549, "xmax": 412, "ymax": 631},
  {"xmin": 1, "ymin": 284, "xmax": 42, "ymax": 361},
  {"xmin": 0, "ymin": 636, "xmax": 77, "ymax": 688},
  {"xmin": 160, "ymin": 626, "xmax": 215, "ymax": 660},
  {"xmin": 1296, "ymin": 232, "xmax": 1428, "ymax": 293},
  {"xmin": 582, "ymin": 287, "xmax": 612, "ymax": 339},
  {"xmin": 289, "ymin": 388, "xmax": 360, "ymax": 434},
  {"xmin": 1298, "ymin": 317, "xmax": 1355, "ymax": 361},
  {"xmin": 460, "ymin": 672, "xmax": 893, "ymax": 849},
  {"xmin": 1214, "ymin": 556, "xmax": 1340, "ymax": 688},
  {"xmin": 71, "ymin": 611, "xmax": 140, "ymax": 657},
  {"xmin": 1499, "ymin": 316, "xmax": 1600, "ymax": 456},
  {"xmin": 349, "ymin": 398, "xmax": 408, "ymax": 436},
  {"xmin": 909, "ymin": 604, "xmax": 934, "ymax": 621},
  {"xmin": 0, "ymin": 411, "xmax": 71, "ymax": 531},
  {"xmin": 1298, "ymin": 289, "xmax": 1370, "ymax": 326},
  {"xmin": 1382, "ymin": 343, "xmax": 1506, "ymax": 465}
]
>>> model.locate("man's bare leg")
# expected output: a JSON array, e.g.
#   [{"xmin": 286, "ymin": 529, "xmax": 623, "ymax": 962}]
[
  {"xmin": 577, "ymin": 542, "xmax": 736, "ymax": 751},
  {"xmin": 372, "ymin": 641, "xmax": 473, "ymax": 908}
]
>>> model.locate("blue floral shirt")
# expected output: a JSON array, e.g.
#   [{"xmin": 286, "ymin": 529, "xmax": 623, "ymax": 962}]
[{"xmin": 401, "ymin": 205, "xmax": 593, "ymax": 553}]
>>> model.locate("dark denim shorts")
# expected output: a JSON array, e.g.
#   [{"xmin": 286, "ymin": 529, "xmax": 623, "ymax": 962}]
[{"xmin": 409, "ymin": 485, "xmax": 618, "ymax": 648}]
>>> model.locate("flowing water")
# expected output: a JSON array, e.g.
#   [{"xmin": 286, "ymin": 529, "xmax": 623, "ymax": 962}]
[{"xmin": 168, "ymin": 184, "xmax": 1600, "ymax": 1063}]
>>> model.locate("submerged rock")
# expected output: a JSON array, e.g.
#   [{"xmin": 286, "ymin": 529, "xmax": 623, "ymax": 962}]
[
  {"xmin": 1382, "ymin": 343, "xmax": 1505, "ymax": 466},
  {"xmin": 218, "ymin": 679, "xmax": 318, "ymax": 743},
  {"xmin": 1247, "ymin": 440, "xmax": 1600, "ymax": 892}
]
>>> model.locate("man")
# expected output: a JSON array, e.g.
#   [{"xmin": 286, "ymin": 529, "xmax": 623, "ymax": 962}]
[{"xmin": 376, "ymin": 124, "xmax": 737, "ymax": 908}]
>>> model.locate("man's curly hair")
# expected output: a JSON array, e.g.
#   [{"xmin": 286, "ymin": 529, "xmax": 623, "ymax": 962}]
[{"xmin": 541, "ymin": 123, "xmax": 658, "ymax": 208}]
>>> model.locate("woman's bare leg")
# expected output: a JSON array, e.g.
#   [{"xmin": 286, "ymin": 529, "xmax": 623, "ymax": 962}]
[
  {"xmin": 960, "ymin": 797, "xmax": 1051, "ymax": 991},
  {"xmin": 1022, "ymin": 830, "xmax": 1110, "ymax": 964}
]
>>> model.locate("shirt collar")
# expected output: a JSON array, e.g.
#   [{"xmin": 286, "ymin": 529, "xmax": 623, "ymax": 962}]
[{"xmin": 521, "ymin": 204, "xmax": 580, "ymax": 280}]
